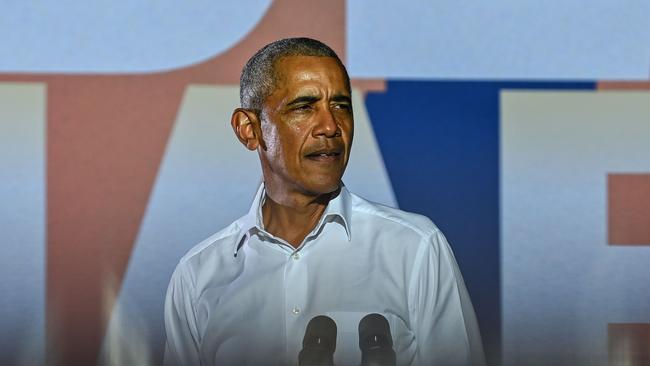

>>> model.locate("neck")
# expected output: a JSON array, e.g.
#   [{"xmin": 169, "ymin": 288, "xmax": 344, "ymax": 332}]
[{"xmin": 261, "ymin": 185, "xmax": 338, "ymax": 248}]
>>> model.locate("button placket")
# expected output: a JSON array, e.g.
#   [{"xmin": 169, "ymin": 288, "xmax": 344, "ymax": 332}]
[
  {"xmin": 285, "ymin": 251, "xmax": 306, "ymax": 314},
  {"xmin": 283, "ymin": 248, "xmax": 309, "ymax": 363}
]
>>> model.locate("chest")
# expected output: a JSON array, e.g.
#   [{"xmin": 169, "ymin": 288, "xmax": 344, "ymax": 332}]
[{"xmin": 194, "ymin": 240, "xmax": 416, "ymax": 365}]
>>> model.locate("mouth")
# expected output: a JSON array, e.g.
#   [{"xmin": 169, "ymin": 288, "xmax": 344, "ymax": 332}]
[{"xmin": 305, "ymin": 148, "xmax": 343, "ymax": 163}]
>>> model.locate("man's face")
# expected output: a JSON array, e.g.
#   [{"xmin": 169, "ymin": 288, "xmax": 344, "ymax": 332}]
[{"xmin": 258, "ymin": 55, "xmax": 353, "ymax": 197}]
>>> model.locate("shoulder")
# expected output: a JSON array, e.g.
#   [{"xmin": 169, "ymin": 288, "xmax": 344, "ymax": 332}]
[
  {"xmin": 349, "ymin": 191, "xmax": 441, "ymax": 239},
  {"xmin": 171, "ymin": 218, "xmax": 244, "ymax": 285},
  {"xmin": 345, "ymin": 190, "xmax": 451, "ymax": 262},
  {"xmin": 180, "ymin": 220, "xmax": 241, "ymax": 263}
]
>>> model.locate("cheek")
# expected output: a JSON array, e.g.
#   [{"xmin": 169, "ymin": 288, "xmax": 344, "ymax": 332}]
[
  {"xmin": 261, "ymin": 124, "xmax": 282, "ymax": 156},
  {"xmin": 345, "ymin": 124, "xmax": 354, "ymax": 143},
  {"xmin": 261, "ymin": 124, "xmax": 303, "ymax": 167},
  {"xmin": 281, "ymin": 126, "xmax": 307, "ymax": 164},
  {"xmin": 342, "ymin": 125, "xmax": 354, "ymax": 154}
]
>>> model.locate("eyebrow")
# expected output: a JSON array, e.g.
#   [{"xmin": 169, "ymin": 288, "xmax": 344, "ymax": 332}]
[
  {"xmin": 286, "ymin": 95, "xmax": 320, "ymax": 107},
  {"xmin": 285, "ymin": 93, "xmax": 352, "ymax": 108},
  {"xmin": 331, "ymin": 94, "xmax": 352, "ymax": 104}
]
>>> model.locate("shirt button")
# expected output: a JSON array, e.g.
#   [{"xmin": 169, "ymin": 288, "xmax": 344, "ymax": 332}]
[
  {"xmin": 292, "ymin": 253, "xmax": 300, "ymax": 260},
  {"xmin": 292, "ymin": 307, "xmax": 301, "ymax": 315}
]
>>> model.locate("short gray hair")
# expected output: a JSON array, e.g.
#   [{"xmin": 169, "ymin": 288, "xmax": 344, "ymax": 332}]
[{"xmin": 239, "ymin": 37, "xmax": 350, "ymax": 111}]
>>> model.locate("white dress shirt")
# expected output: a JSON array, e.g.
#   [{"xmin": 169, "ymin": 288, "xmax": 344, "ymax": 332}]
[{"xmin": 164, "ymin": 183, "xmax": 486, "ymax": 366}]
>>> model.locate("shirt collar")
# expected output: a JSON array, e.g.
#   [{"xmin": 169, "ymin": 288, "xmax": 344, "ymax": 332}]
[{"xmin": 235, "ymin": 182, "xmax": 352, "ymax": 254}]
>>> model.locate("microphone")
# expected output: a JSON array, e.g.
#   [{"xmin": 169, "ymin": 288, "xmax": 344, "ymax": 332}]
[
  {"xmin": 358, "ymin": 313, "xmax": 396, "ymax": 366},
  {"xmin": 299, "ymin": 315, "xmax": 337, "ymax": 366}
]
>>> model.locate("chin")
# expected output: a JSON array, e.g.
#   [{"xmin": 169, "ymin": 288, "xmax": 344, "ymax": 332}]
[{"xmin": 303, "ymin": 179, "xmax": 341, "ymax": 196}]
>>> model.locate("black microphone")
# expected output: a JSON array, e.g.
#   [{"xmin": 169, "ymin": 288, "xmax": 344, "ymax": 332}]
[
  {"xmin": 299, "ymin": 315, "xmax": 337, "ymax": 366},
  {"xmin": 358, "ymin": 313, "xmax": 396, "ymax": 366}
]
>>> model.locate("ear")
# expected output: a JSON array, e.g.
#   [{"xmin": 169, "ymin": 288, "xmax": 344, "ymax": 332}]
[{"xmin": 231, "ymin": 108, "xmax": 261, "ymax": 151}]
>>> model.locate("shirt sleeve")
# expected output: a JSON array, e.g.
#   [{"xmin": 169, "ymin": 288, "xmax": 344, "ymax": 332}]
[
  {"xmin": 408, "ymin": 230, "xmax": 486, "ymax": 366},
  {"xmin": 163, "ymin": 263, "xmax": 202, "ymax": 366}
]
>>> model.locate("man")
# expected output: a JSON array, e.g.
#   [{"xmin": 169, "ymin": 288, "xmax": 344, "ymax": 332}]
[{"xmin": 164, "ymin": 37, "xmax": 485, "ymax": 366}]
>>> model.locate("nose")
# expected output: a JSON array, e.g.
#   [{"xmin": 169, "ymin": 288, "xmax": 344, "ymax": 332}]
[{"xmin": 312, "ymin": 108, "xmax": 340, "ymax": 138}]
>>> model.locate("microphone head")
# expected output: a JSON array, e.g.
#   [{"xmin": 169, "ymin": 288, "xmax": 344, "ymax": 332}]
[
  {"xmin": 358, "ymin": 313, "xmax": 393, "ymax": 351},
  {"xmin": 302, "ymin": 315, "xmax": 337, "ymax": 354}
]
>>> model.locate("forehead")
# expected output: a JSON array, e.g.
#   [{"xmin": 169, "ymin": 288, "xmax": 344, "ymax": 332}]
[{"xmin": 272, "ymin": 55, "xmax": 349, "ymax": 92}]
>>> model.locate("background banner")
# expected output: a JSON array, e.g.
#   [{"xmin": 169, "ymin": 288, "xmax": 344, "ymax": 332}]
[{"xmin": 1, "ymin": 1, "xmax": 649, "ymax": 365}]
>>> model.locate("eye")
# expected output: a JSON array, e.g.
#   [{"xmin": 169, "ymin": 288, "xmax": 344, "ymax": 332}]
[
  {"xmin": 293, "ymin": 104, "xmax": 313, "ymax": 112},
  {"xmin": 333, "ymin": 103, "xmax": 352, "ymax": 111}
]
